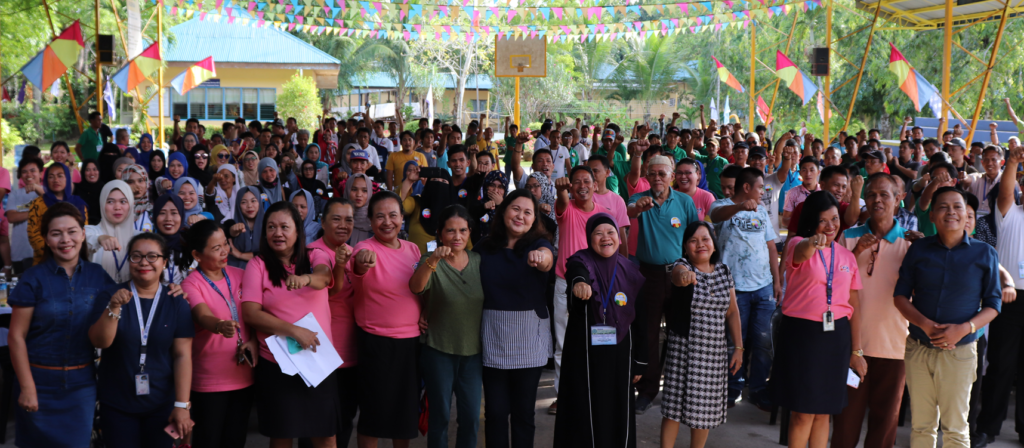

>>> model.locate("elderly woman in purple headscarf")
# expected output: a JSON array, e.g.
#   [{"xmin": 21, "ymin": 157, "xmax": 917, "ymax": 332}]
[{"xmin": 553, "ymin": 212, "xmax": 647, "ymax": 448}]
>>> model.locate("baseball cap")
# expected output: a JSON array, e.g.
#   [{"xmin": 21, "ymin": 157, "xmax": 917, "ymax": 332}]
[
  {"xmin": 272, "ymin": 118, "xmax": 285, "ymax": 128},
  {"xmin": 861, "ymin": 150, "xmax": 884, "ymax": 161},
  {"xmin": 350, "ymin": 149, "xmax": 370, "ymax": 161},
  {"xmin": 748, "ymin": 146, "xmax": 768, "ymax": 159},
  {"xmin": 602, "ymin": 129, "xmax": 616, "ymax": 140},
  {"xmin": 948, "ymin": 137, "xmax": 967, "ymax": 150}
]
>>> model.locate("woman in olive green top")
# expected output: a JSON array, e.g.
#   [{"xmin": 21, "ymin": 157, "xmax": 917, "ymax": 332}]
[{"xmin": 409, "ymin": 204, "xmax": 485, "ymax": 448}]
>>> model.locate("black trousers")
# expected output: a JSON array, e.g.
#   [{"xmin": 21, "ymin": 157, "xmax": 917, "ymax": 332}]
[
  {"xmin": 191, "ymin": 386, "xmax": 255, "ymax": 448},
  {"xmin": 482, "ymin": 366, "xmax": 543, "ymax": 448},
  {"xmin": 101, "ymin": 403, "xmax": 174, "ymax": 448},
  {"xmin": 979, "ymin": 296, "xmax": 1024, "ymax": 436}
]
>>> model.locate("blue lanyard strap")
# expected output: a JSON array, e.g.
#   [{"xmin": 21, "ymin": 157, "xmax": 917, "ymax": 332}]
[
  {"xmin": 112, "ymin": 249, "xmax": 130, "ymax": 274},
  {"xmin": 597, "ymin": 265, "xmax": 619, "ymax": 324},
  {"xmin": 817, "ymin": 242, "xmax": 835, "ymax": 308},
  {"xmin": 199, "ymin": 269, "xmax": 242, "ymax": 342}
]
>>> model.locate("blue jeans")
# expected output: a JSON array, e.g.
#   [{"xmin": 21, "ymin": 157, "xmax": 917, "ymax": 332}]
[
  {"xmin": 420, "ymin": 345, "xmax": 483, "ymax": 448},
  {"xmin": 729, "ymin": 283, "xmax": 775, "ymax": 402}
]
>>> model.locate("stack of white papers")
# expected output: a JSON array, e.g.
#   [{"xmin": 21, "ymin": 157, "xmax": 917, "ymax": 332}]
[{"xmin": 266, "ymin": 312, "xmax": 343, "ymax": 387}]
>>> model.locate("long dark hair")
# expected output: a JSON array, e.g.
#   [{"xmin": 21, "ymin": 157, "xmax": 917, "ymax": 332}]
[
  {"xmin": 682, "ymin": 221, "xmax": 721, "ymax": 265},
  {"xmin": 181, "ymin": 219, "xmax": 225, "ymax": 270},
  {"xmin": 477, "ymin": 189, "xmax": 551, "ymax": 256},
  {"xmin": 259, "ymin": 201, "xmax": 311, "ymax": 288},
  {"xmin": 795, "ymin": 190, "xmax": 841, "ymax": 239},
  {"xmin": 40, "ymin": 202, "xmax": 90, "ymax": 261}
]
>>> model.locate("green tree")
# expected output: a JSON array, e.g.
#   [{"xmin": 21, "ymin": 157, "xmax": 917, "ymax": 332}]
[
  {"xmin": 278, "ymin": 73, "xmax": 321, "ymax": 131},
  {"xmin": 608, "ymin": 35, "xmax": 688, "ymax": 123}
]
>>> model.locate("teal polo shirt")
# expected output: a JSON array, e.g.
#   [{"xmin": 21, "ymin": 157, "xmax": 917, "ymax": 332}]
[
  {"xmin": 77, "ymin": 128, "xmax": 103, "ymax": 160},
  {"xmin": 627, "ymin": 189, "xmax": 700, "ymax": 265}
]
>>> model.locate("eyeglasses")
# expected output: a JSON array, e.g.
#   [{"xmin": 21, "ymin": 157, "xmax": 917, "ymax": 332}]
[
  {"xmin": 129, "ymin": 253, "xmax": 165, "ymax": 264},
  {"xmin": 866, "ymin": 240, "xmax": 881, "ymax": 276},
  {"xmin": 196, "ymin": 154, "xmax": 209, "ymax": 159},
  {"xmin": 218, "ymin": 153, "xmax": 231, "ymax": 159}
]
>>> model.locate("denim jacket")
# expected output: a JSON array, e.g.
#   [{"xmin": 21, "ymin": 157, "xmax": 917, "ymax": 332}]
[{"xmin": 9, "ymin": 258, "xmax": 116, "ymax": 366}]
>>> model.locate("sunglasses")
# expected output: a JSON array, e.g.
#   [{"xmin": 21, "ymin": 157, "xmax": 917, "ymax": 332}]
[
  {"xmin": 218, "ymin": 153, "xmax": 231, "ymax": 159},
  {"xmin": 196, "ymin": 154, "xmax": 209, "ymax": 159}
]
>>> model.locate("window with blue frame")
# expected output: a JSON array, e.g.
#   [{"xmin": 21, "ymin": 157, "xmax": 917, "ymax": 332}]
[{"xmin": 169, "ymin": 87, "xmax": 276, "ymax": 120}]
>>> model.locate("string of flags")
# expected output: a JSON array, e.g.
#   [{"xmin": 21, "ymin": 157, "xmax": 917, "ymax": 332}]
[
  {"xmin": 18, "ymin": 21, "xmax": 84, "ymax": 92},
  {"xmin": 774, "ymin": 50, "xmax": 817, "ymax": 105},
  {"xmin": 147, "ymin": 0, "xmax": 819, "ymax": 26},
  {"xmin": 153, "ymin": 0, "xmax": 821, "ymax": 42}
]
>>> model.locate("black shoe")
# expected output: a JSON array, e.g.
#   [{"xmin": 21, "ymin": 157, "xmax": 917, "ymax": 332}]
[
  {"xmin": 727, "ymin": 399, "xmax": 737, "ymax": 409},
  {"xmin": 971, "ymin": 433, "xmax": 989, "ymax": 448},
  {"xmin": 635, "ymin": 396, "xmax": 653, "ymax": 415}
]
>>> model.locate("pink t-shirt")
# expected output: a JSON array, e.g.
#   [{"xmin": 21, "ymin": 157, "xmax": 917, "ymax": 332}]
[
  {"xmin": 556, "ymin": 198, "xmax": 611, "ymax": 278},
  {"xmin": 593, "ymin": 190, "xmax": 630, "ymax": 228},
  {"xmin": 627, "ymin": 177, "xmax": 651, "ymax": 257},
  {"xmin": 686, "ymin": 188, "xmax": 716, "ymax": 221},
  {"xmin": 352, "ymin": 237, "xmax": 422, "ymax": 339},
  {"xmin": 308, "ymin": 238, "xmax": 359, "ymax": 367},
  {"xmin": 240, "ymin": 249, "xmax": 335, "ymax": 363},
  {"xmin": 182, "ymin": 267, "xmax": 254, "ymax": 392},
  {"xmin": 784, "ymin": 184, "xmax": 819, "ymax": 212},
  {"xmin": 782, "ymin": 236, "xmax": 863, "ymax": 322}
]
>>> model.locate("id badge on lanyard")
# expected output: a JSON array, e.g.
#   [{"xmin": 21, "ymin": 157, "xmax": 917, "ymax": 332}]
[
  {"xmin": 131, "ymin": 282, "xmax": 163, "ymax": 395},
  {"xmin": 819, "ymin": 243, "xmax": 835, "ymax": 332},
  {"xmin": 590, "ymin": 266, "xmax": 620, "ymax": 346}
]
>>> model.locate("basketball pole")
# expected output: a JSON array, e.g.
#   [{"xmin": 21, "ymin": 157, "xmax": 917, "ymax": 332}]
[{"xmin": 514, "ymin": 77, "xmax": 521, "ymax": 128}]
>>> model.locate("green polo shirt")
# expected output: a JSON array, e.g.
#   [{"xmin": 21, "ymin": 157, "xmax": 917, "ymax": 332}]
[
  {"xmin": 77, "ymin": 128, "xmax": 103, "ymax": 160},
  {"xmin": 595, "ymin": 143, "xmax": 629, "ymax": 199},
  {"xmin": 693, "ymin": 146, "xmax": 729, "ymax": 199},
  {"xmin": 627, "ymin": 189, "xmax": 700, "ymax": 265},
  {"xmin": 502, "ymin": 136, "xmax": 517, "ymax": 165},
  {"xmin": 915, "ymin": 202, "xmax": 936, "ymax": 237}
]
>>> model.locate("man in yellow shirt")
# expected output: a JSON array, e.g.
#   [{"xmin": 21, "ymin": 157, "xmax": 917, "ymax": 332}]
[{"xmin": 385, "ymin": 130, "xmax": 428, "ymax": 190}]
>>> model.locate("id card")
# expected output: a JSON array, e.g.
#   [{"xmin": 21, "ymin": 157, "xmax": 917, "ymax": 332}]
[
  {"xmin": 823, "ymin": 311, "xmax": 835, "ymax": 332},
  {"xmin": 1018, "ymin": 261, "xmax": 1024, "ymax": 279},
  {"xmin": 591, "ymin": 326, "xmax": 617, "ymax": 346},
  {"xmin": 427, "ymin": 241, "xmax": 438, "ymax": 252},
  {"xmin": 135, "ymin": 373, "xmax": 150, "ymax": 395}
]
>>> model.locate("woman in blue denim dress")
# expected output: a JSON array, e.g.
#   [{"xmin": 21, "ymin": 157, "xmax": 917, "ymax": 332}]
[{"xmin": 8, "ymin": 202, "xmax": 117, "ymax": 447}]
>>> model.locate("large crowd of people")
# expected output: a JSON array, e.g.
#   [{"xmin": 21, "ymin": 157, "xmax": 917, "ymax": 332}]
[{"xmin": 5, "ymin": 100, "xmax": 1024, "ymax": 448}]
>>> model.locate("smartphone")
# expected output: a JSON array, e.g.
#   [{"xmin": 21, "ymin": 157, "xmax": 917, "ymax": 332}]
[
  {"xmin": 238, "ymin": 345, "xmax": 255, "ymax": 367},
  {"xmin": 164, "ymin": 423, "xmax": 182, "ymax": 444}
]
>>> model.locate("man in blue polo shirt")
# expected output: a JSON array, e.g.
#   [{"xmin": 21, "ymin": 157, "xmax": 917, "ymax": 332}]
[
  {"xmin": 894, "ymin": 186, "xmax": 1001, "ymax": 448},
  {"xmin": 627, "ymin": 155, "xmax": 699, "ymax": 413}
]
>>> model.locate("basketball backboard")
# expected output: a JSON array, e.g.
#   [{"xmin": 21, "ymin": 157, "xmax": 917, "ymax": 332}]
[{"xmin": 494, "ymin": 36, "xmax": 546, "ymax": 78}]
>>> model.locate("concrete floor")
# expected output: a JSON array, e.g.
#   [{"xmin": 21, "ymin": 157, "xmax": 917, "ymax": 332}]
[{"xmin": 0, "ymin": 368, "xmax": 1018, "ymax": 447}]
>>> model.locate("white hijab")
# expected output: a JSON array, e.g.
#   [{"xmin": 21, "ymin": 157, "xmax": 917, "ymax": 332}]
[
  {"xmin": 99, "ymin": 180, "xmax": 136, "ymax": 283},
  {"xmin": 214, "ymin": 164, "xmax": 241, "ymax": 222}
]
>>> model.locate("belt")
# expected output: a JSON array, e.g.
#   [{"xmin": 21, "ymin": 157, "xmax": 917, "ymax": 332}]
[
  {"xmin": 640, "ymin": 262, "xmax": 675, "ymax": 273},
  {"xmin": 29, "ymin": 363, "xmax": 91, "ymax": 371}
]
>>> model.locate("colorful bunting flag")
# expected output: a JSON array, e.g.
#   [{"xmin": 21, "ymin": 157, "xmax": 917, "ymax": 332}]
[
  {"xmin": 774, "ymin": 50, "xmax": 817, "ymax": 105},
  {"xmin": 756, "ymin": 95, "xmax": 772, "ymax": 124},
  {"xmin": 888, "ymin": 43, "xmax": 939, "ymax": 114},
  {"xmin": 712, "ymin": 55, "xmax": 744, "ymax": 93},
  {"xmin": 170, "ymin": 56, "xmax": 217, "ymax": 95},
  {"xmin": 18, "ymin": 21, "xmax": 85, "ymax": 92},
  {"xmin": 112, "ymin": 42, "xmax": 163, "ymax": 92}
]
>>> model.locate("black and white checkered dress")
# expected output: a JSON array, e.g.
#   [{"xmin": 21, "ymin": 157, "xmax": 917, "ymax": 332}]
[{"xmin": 661, "ymin": 260, "xmax": 735, "ymax": 429}]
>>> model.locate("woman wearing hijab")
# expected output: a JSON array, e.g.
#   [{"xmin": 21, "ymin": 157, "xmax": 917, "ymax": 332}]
[
  {"xmin": 74, "ymin": 159, "xmax": 104, "ymax": 226},
  {"xmin": 344, "ymin": 173, "xmax": 373, "ymax": 246},
  {"xmin": 157, "ymin": 151, "xmax": 190, "ymax": 196},
  {"xmin": 85, "ymin": 180, "xmax": 138, "ymax": 283},
  {"xmin": 554, "ymin": 213, "xmax": 647, "ymax": 448},
  {"xmin": 226, "ymin": 186, "xmax": 266, "ymax": 269},
  {"xmin": 304, "ymin": 143, "xmax": 331, "ymax": 187},
  {"xmin": 241, "ymin": 150, "xmax": 260, "ymax": 187},
  {"xmin": 153, "ymin": 193, "xmax": 190, "ymax": 285},
  {"xmin": 468, "ymin": 170, "xmax": 509, "ymax": 245},
  {"xmin": 121, "ymin": 165, "xmax": 153, "ymax": 233},
  {"xmin": 401, "ymin": 168, "xmax": 454, "ymax": 254},
  {"xmin": 290, "ymin": 189, "xmax": 321, "ymax": 245},
  {"xmin": 98, "ymin": 144, "xmax": 123, "ymax": 185},
  {"xmin": 205, "ymin": 164, "xmax": 240, "ymax": 224},
  {"xmin": 297, "ymin": 160, "xmax": 329, "ymax": 210},
  {"xmin": 126, "ymin": 133, "xmax": 155, "ymax": 168},
  {"xmin": 148, "ymin": 150, "xmax": 167, "ymax": 182},
  {"xmin": 112, "ymin": 157, "xmax": 135, "ymax": 182},
  {"xmin": 173, "ymin": 177, "xmax": 210, "ymax": 228},
  {"xmin": 189, "ymin": 144, "xmax": 214, "ymax": 187},
  {"xmin": 28, "ymin": 163, "xmax": 90, "ymax": 264},
  {"xmin": 211, "ymin": 144, "xmax": 234, "ymax": 168},
  {"xmin": 257, "ymin": 157, "xmax": 287, "ymax": 208},
  {"xmin": 182, "ymin": 132, "xmax": 200, "ymax": 154}
]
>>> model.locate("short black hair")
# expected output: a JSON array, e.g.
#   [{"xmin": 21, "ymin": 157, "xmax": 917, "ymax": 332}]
[
  {"xmin": 532, "ymin": 148, "xmax": 553, "ymax": 162},
  {"xmin": 434, "ymin": 204, "xmax": 473, "ymax": 245},
  {"xmin": 720, "ymin": 164, "xmax": 743, "ymax": 180},
  {"xmin": 682, "ymin": 221, "xmax": 721, "ymax": 264},
  {"xmin": 88, "ymin": 111, "xmax": 101, "ymax": 120},
  {"xmin": 587, "ymin": 154, "xmax": 611, "ymax": 171},
  {"xmin": 476, "ymin": 151, "xmax": 495, "ymax": 165},
  {"xmin": 447, "ymin": 144, "xmax": 468, "ymax": 159},
  {"xmin": 795, "ymin": 190, "xmax": 841, "ymax": 238},
  {"xmin": 368, "ymin": 190, "xmax": 403, "ymax": 217},
  {"xmin": 356, "ymin": 127, "xmax": 371, "ymax": 137},
  {"xmin": 799, "ymin": 155, "xmax": 819, "ymax": 168},
  {"xmin": 18, "ymin": 157, "xmax": 44, "ymax": 179},
  {"xmin": 932, "ymin": 186, "xmax": 967, "ymax": 207},
  {"xmin": 928, "ymin": 161, "xmax": 957, "ymax": 180},
  {"xmin": 736, "ymin": 167, "xmax": 764, "ymax": 190},
  {"xmin": 569, "ymin": 165, "xmax": 595, "ymax": 182},
  {"xmin": 820, "ymin": 165, "xmax": 849, "ymax": 184}
]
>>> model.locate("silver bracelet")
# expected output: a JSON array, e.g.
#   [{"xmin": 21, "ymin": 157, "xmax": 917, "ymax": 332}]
[{"xmin": 106, "ymin": 305, "xmax": 122, "ymax": 320}]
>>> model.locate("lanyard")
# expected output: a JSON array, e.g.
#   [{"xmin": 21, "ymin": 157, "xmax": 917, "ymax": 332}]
[
  {"xmin": 597, "ymin": 265, "xmax": 619, "ymax": 325},
  {"xmin": 199, "ymin": 269, "xmax": 241, "ymax": 342},
  {"xmin": 131, "ymin": 282, "xmax": 163, "ymax": 372},
  {"xmin": 133, "ymin": 213, "xmax": 148, "ymax": 232},
  {"xmin": 112, "ymin": 250, "xmax": 130, "ymax": 275},
  {"xmin": 817, "ymin": 242, "xmax": 835, "ymax": 311}
]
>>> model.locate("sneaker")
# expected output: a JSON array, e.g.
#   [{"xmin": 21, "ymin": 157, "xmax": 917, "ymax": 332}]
[
  {"xmin": 970, "ymin": 432, "xmax": 989, "ymax": 448},
  {"xmin": 548, "ymin": 400, "xmax": 557, "ymax": 415},
  {"xmin": 635, "ymin": 396, "xmax": 654, "ymax": 415}
]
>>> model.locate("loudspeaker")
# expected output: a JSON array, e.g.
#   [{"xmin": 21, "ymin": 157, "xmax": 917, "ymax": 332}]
[
  {"xmin": 97, "ymin": 35, "xmax": 114, "ymax": 64},
  {"xmin": 811, "ymin": 47, "xmax": 829, "ymax": 76}
]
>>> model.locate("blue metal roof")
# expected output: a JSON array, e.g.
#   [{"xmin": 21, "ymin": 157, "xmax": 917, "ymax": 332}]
[
  {"xmin": 594, "ymin": 62, "xmax": 695, "ymax": 81},
  {"xmin": 346, "ymin": 72, "xmax": 493, "ymax": 90},
  {"xmin": 164, "ymin": 17, "xmax": 340, "ymax": 65}
]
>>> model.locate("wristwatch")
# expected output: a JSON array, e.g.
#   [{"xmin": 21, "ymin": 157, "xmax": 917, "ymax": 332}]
[
  {"xmin": 852, "ymin": 349, "xmax": 864, "ymax": 357},
  {"xmin": 174, "ymin": 401, "xmax": 191, "ymax": 410}
]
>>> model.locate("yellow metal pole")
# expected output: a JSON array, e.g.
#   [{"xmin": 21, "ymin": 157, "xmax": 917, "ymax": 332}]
[
  {"xmin": 768, "ymin": 13, "xmax": 799, "ymax": 114},
  {"xmin": 1, "ymin": 16, "xmax": 4, "ymax": 164},
  {"xmin": 107, "ymin": 0, "xmax": 152, "ymax": 135},
  {"xmin": 41, "ymin": 0, "xmax": 86, "ymax": 133},
  {"xmin": 514, "ymin": 77, "xmax": 520, "ymax": 128},
  {"xmin": 157, "ymin": 2, "xmax": 164, "ymax": 149},
  {"xmin": 749, "ymin": 20, "xmax": 756, "ymax": 132},
  {"xmin": 941, "ymin": 0, "xmax": 952, "ymax": 135},
  {"xmin": 96, "ymin": 0, "xmax": 103, "ymax": 121},
  {"xmin": 824, "ymin": 0, "xmax": 832, "ymax": 144},
  {"xmin": 965, "ymin": 0, "xmax": 1013, "ymax": 143},
  {"xmin": 841, "ymin": 0, "xmax": 882, "ymax": 133}
]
